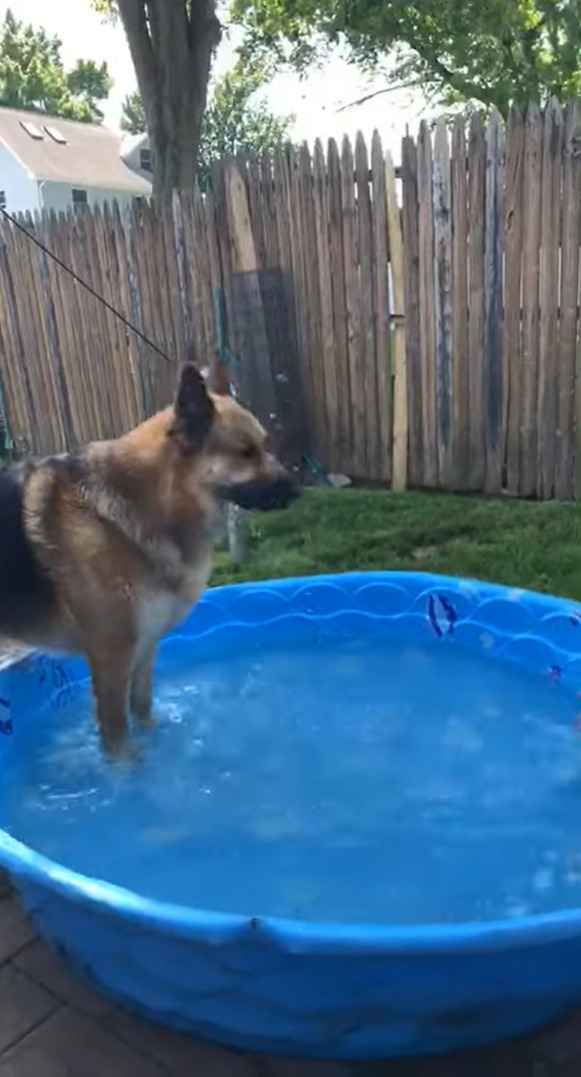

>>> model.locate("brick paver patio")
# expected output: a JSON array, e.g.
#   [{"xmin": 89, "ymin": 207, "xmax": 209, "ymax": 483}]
[{"xmin": 2, "ymin": 889, "xmax": 581, "ymax": 1074}]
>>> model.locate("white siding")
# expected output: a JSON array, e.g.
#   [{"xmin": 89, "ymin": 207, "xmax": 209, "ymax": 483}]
[
  {"xmin": 121, "ymin": 136, "xmax": 152, "ymax": 179},
  {"xmin": 0, "ymin": 143, "xmax": 40, "ymax": 214},
  {"xmin": 39, "ymin": 181, "xmax": 145, "ymax": 214}
]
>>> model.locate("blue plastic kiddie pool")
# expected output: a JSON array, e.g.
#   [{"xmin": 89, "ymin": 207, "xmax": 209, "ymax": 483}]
[{"xmin": 2, "ymin": 571, "xmax": 581, "ymax": 1060}]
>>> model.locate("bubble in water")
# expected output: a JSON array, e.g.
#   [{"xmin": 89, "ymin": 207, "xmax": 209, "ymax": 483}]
[
  {"xmin": 505, "ymin": 900, "xmax": 531, "ymax": 919},
  {"xmin": 532, "ymin": 868, "xmax": 554, "ymax": 893},
  {"xmin": 443, "ymin": 718, "xmax": 483, "ymax": 756}
]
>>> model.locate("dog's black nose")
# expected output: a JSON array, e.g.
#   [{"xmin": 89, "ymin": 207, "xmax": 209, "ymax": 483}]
[{"xmin": 220, "ymin": 474, "xmax": 300, "ymax": 512}]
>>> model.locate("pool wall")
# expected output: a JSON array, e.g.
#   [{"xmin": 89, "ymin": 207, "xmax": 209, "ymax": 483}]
[{"xmin": 1, "ymin": 572, "xmax": 581, "ymax": 1058}]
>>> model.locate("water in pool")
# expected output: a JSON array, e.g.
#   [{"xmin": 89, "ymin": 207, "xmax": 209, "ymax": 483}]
[{"xmin": 2, "ymin": 637, "xmax": 581, "ymax": 925}]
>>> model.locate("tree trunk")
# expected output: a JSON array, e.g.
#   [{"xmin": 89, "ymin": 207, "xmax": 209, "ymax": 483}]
[{"xmin": 116, "ymin": 0, "xmax": 220, "ymax": 203}]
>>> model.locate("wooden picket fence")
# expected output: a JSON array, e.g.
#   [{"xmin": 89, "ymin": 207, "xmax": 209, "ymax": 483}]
[
  {"xmin": 1, "ymin": 102, "xmax": 581, "ymax": 498},
  {"xmin": 404, "ymin": 101, "xmax": 581, "ymax": 501}
]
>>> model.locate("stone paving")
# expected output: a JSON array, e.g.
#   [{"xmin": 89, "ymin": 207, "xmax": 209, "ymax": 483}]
[{"xmin": 2, "ymin": 888, "xmax": 581, "ymax": 1075}]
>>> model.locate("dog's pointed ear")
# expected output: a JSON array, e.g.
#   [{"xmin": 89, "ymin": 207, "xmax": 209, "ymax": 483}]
[{"xmin": 171, "ymin": 363, "xmax": 214, "ymax": 449}]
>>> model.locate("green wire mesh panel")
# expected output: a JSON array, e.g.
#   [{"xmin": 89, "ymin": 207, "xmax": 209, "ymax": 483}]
[{"xmin": 224, "ymin": 267, "xmax": 307, "ymax": 471}]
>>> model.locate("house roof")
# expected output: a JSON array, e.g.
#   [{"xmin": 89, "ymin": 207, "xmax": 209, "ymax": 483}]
[
  {"xmin": 0, "ymin": 107, "xmax": 152, "ymax": 195},
  {"xmin": 120, "ymin": 131, "xmax": 149, "ymax": 162}
]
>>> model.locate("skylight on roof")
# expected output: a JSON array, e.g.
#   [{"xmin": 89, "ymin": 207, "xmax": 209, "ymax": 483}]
[
  {"xmin": 44, "ymin": 125, "xmax": 66, "ymax": 144},
  {"xmin": 20, "ymin": 120, "xmax": 43, "ymax": 140}
]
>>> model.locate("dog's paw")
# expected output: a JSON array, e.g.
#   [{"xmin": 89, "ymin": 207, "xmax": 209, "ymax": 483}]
[
  {"xmin": 102, "ymin": 736, "xmax": 142, "ymax": 767},
  {"xmin": 135, "ymin": 711, "xmax": 158, "ymax": 730}
]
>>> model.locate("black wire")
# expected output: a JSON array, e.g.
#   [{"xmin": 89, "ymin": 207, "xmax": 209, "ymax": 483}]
[{"xmin": 0, "ymin": 206, "xmax": 173, "ymax": 364}]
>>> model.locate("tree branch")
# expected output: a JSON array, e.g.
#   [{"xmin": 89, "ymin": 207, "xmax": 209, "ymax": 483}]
[{"xmin": 335, "ymin": 79, "xmax": 423, "ymax": 111}]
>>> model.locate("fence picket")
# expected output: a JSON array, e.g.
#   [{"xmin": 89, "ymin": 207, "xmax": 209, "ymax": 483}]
[
  {"xmin": 504, "ymin": 106, "xmax": 525, "ymax": 496},
  {"xmin": 484, "ymin": 108, "xmax": 505, "ymax": 494},
  {"xmin": 467, "ymin": 114, "xmax": 486, "ymax": 491},
  {"xmin": 0, "ymin": 114, "xmax": 577, "ymax": 501},
  {"xmin": 417, "ymin": 121, "xmax": 438, "ymax": 487}
]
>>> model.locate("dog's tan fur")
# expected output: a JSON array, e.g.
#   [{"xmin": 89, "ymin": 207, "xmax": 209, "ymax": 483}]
[{"xmin": 0, "ymin": 365, "xmax": 297, "ymax": 759}]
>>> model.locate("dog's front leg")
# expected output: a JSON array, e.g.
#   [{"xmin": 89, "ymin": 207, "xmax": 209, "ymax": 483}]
[
  {"xmin": 88, "ymin": 644, "xmax": 135, "ymax": 761},
  {"xmin": 130, "ymin": 644, "xmax": 157, "ymax": 728}
]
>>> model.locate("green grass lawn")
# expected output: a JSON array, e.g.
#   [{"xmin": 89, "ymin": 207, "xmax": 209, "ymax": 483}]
[{"xmin": 212, "ymin": 488, "xmax": 581, "ymax": 600}]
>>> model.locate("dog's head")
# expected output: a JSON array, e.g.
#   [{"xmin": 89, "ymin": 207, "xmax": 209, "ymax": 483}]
[{"xmin": 168, "ymin": 363, "xmax": 299, "ymax": 512}]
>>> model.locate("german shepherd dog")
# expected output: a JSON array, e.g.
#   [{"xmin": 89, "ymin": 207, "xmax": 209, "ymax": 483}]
[{"xmin": 0, "ymin": 365, "xmax": 299, "ymax": 759}]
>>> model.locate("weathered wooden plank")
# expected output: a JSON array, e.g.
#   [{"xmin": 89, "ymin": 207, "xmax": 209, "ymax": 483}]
[
  {"xmin": 297, "ymin": 142, "xmax": 327, "ymax": 465},
  {"xmin": 159, "ymin": 199, "xmax": 186, "ymax": 378},
  {"xmin": 171, "ymin": 192, "xmax": 193, "ymax": 362},
  {"xmin": 97, "ymin": 203, "xmax": 137, "ymax": 432},
  {"xmin": 503, "ymin": 105, "xmax": 525, "ymax": 496},
  {"xmin": 417, "ymin": 120, "xmax": 437, "ymax": 487},
  {"xmin": 120, "ymin": 202, "xmax": 152, "ymax": 418},
  {"xmin": 484, "ymin": 109, "xmax": 505, "ymax": 494},
  {"xmin": 211, "ymin": 160, "xmax": 236, "ymax": 385},
  {"xmin": 42, "ymin": 212, "xmax": 89, "ymax": 445},
  {"xmin": 246, "ymin": 155, "xmax": 267, "ymax": 267},
  {"xmin": 467, "ymin": 113, "xmax": 486, "ymax": 491},
  {"xmin": 223, "ymin": 161, "xmax": 269, "ymax": 565},
  {"xmin": 52, "ymin": 212, "xmax": 98, "ymax": 443},
  {"xmin": 224, "ymin": 163, "xmax": 257, "ymax": 274},
  {"xmin": 520, "ymin": 104, "xmax": 542, "ymax": 497},
  {"xmin": 130, "ymin": 201, "xmax": 159, "ymax": 413},
  {"xmin": 371, "ymin": 131, "xmax": 392, "ymax": 485},
  {"xmin": 19, "ymin": 215, "xmax": 67, "ymax": 450},
  {"xmin": 146, "ymin": 202, "xmax": 173, "ymax": 403},
  {"xmin": 341, "ymin": 135, "xmax": 365, "ymax": 476},
  {"xmin": 556, "ymin": 99, "xmax": 581, "ymax": 499},
  {"xmin": 538, "ymin": 100, "xmax": 563, "ymax": 499},
  {"xmin": 110, "ymin": 201, "xmax": 145, "ymax": 418},
  {"xmin": 225, "ymin": 162, "xmax": 268, "ymax": 419},
  {"xmin": 355, "ymin": 131, "xmax": 377, "ymax": 478},
  {"xmin": 286, "ymin": 145, "xmax": 316, "ymax": 452},
  {"xmin": 179, "ymin": 190, "xmax": 206, "ymax": 369},
  {"xmin": 0, "ymin": 224, "xmax": 34, "ymax": 450},
  {"xmin": 401, "ymin": 133, "xmax": 422, "ymax": 488},
  {"xmin": 260, "ymin": 155, "xmax": 279, "ymax": 268},
  {"xmin": 271, "ymin": 151, "xmax": 301, "ymax": 427},
  {"xmin": 72, "ymin": 209, "xmax": 118, "ymax": 437},
  {"xmin": 98, "ymin": 204, "xmax": 142, "ymax": 430},
  {"xmin": 273, "ymin": 151, "xmax": 292, "ymax": 283},
  {"xmin": 192, "ymin": 186, "xmax": 217, "ymax": 372},
  {"xmin": 385, "ymin": 146, "xmax": 407, "ymax": 492},
  {"xmin": 2, "ymin": 222, "xmax": 46, "ymax": 451},
  {"xmin": 313, "ymin": 138, "xmax": 340, "ymax": 470},
  {"xmin": 201, "ymin": 191, "xmax": 224, "ymax": 386},
  {"xmin": 327, "ymin": 138, "xmax": 351, "ymax": 473},
  {"xmin": 451, "ymin": 116, "xmax": 469, "ymax": 489},
  {"xmin": 433, "ymin": 118, "xmax": 453, "ymax": 487}
]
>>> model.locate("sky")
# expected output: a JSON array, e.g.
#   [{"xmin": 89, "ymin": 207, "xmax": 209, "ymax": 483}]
[{"xmin": 1, "ymin": 0, "xmax": 434, "ymax": 162}]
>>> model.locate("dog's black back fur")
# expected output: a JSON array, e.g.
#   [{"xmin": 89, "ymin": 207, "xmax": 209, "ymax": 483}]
[{"xmin": 0, "ymin": 464, "xmax": 54, "ymax": 631}]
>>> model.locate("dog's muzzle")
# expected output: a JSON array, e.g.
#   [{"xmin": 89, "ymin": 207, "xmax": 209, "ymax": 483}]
[{"xmin": 218, "ymin": 474, "xmax": 300, "ymax": 512}]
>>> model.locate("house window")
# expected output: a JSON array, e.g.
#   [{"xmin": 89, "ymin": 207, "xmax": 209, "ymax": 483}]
[
  {"xmin": 71, "ymin": 188, "xmax": 88, "ymax": 208},
  {"xmin": 140, "ymin": 147, "xmax": 152, "ymax": 173}
]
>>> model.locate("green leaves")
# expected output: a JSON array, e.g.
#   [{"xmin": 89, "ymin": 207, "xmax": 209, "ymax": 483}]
[
  {"xmin": 120, "ymin": 89, "xmax": 145, "ymax": 135},
  {"xmin": 121, "ymin": 61, "xmax": 294, "ymax": 188},
  {"xmin": 0, "ymin": 9, "xmax": 112, "ymax": 122},
  {"xmin": 197, "ymin": 61, "xmax": 294, "ymax": 189},
  {"xmin": 229, "ymin": 0, "xmax": 581, "ymax": 114}
]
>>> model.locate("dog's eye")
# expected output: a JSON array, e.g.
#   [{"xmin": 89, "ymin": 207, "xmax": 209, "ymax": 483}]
[{"xmin": 241, "ymin": 445, "xmax": 258, "ymax": 460}]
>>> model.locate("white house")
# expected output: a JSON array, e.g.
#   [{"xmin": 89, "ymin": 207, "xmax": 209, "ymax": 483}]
[{"xmin": 0, "ymin": 107, "xmax": 152, "ymax": 217}]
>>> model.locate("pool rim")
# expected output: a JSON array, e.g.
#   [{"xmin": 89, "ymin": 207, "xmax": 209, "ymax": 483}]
[{"xmin": 2, "ymin": 568, "xmax": 581, "ymax": 956}]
